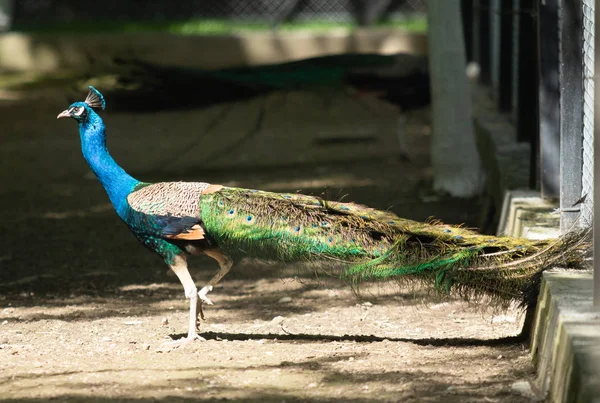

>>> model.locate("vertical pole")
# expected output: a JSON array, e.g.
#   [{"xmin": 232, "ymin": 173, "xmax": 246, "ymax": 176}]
[
  {"xmin": 516, "ymin": 0, "xmax": 539, "ymax": 191},
  {"xmin": 490, "ymin": 0, "xmax": 501, "ymax": 92},
  {"xmin": 499, "ymin": 0, "xmax": 514, "ymax": 112},
  {"xmin": 593, "ymin": 0, "xmax": 600, "ymax": 307},
  {"xmin": 478, "ymin": 0, "xmax": 492, "ymax": 84},
  {"xmin": 428, "ymin": 0, "xmax": 484, "ymax": 197},
  {"xmin": 462, "ymin": 0, "xmax": 474, "ymax": 62},
  {"xmin": 512, "ymin": 0, "xmax": 521, "ymax": 125},
  {"xmin": 559, "ymin": 0, "xmax": 583, "ymax": 233},
  {"xmin": 538, "ymin": 0, "xmax": 560, "ymax": 198},
  {"xmin": 473, "ymin": 0, "xmax": 481, "ymax": 65}
]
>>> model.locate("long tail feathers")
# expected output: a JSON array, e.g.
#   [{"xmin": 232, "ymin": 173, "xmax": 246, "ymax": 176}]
[
  {"xmin": 344, "ymin": 226, "xmax": 590, "ymax": 305},
  {"xmin": 199, "ymin": 187, "xmax": 590, "ymax": 305}
]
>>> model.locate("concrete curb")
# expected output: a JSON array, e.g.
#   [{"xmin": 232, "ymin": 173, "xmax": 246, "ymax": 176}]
[
  {"xmin": 493, "ymin": 153, "xmax": 599, "ymax": 403},
  {"xmin": 530, "ymin": 271, "xmax": 600, "ymax": 403},
  {"xmin": 498, "ymin": 192, "xmax": 599, "ymax": 402},
  {"xmin": 476, "ymin": 86, "xmax": 599, "ymax": 402},
  {"xmin": 497, "ymin": 190, "xmax": 560, "ymax": 239}
]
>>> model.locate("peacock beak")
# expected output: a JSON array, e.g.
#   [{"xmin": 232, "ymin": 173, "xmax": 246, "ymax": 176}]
[{"xmin": 57, "ymin": 110, "xmax": 71, "ymax": 119}]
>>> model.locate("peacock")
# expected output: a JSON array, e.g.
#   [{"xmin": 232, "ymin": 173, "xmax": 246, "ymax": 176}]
[
  {"xmin": 104, "ymin": 54, "xmax": 430, "ymax": 112},
  {"xmin": 58, "ymin": 87, "xmax": 587, "ymax": 342}
]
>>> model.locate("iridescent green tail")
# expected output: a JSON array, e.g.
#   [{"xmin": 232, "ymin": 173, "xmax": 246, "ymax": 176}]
[
  {"xmin": 343, "ymin": 225, "xmax": 589, "ymax": 304},
  {"xmin": 198, "ymin": 187, "xmax": 589, "ymax": 305}
]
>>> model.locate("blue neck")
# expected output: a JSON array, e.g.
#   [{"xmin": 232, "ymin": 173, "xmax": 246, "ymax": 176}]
[{"xmin": 79, "ymin": 114, "xmax": 140, "ymax": 218}]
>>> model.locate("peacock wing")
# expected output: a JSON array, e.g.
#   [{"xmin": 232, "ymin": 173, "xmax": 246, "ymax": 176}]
[{"xmin": 126, "ymin": 181, "xmax": 224, "ymax": 241}]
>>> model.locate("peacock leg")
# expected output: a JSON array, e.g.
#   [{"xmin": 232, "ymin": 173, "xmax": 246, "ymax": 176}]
[
  {"xmin": 197, "ymin": 249, "xmax": 233, "ymax": 306},
  {"xmin": 168, "ymin": 254, "xmax": 203, "ymax": 340}
]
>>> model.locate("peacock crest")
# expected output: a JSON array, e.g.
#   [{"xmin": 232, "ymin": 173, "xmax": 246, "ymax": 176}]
[{"xmin": 84, "ymin": 86, "xmax": 106, "ymax": 110}]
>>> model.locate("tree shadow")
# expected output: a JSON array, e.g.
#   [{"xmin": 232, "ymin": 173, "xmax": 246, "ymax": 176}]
[
  {"xmin": 177, "ymin": 330, "xmax": 527, "ymax": 347},
  {"xmin": 1, "ymin": 272, "xmax": 466, "ymax": 324},
  {"xmin": 0, "ymin": 347, "xmax": 534, "ymax": 403}
]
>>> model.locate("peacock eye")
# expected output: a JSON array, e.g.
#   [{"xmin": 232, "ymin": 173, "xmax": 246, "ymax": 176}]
[{"xmin": 72, "ymin": 106, "xmax": 85, "ymax": 116}]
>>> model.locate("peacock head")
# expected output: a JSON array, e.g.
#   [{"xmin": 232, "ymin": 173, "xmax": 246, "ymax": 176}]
[{"xmin": 57, "ymin": 86, "xmax": 106, "ymax": 124}]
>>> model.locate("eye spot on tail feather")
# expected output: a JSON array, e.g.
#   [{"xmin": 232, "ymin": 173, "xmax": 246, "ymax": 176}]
[{"xmin": 290, "ymin": 224, "xmax": 304, "ymax": 235}]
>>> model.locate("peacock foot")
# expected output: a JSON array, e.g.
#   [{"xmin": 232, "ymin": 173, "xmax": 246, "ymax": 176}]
[
  {"xmin": 158, "ymin": 334, "xmax": 206, "ymax": 351},
  {"xmin": 196, "ymin": 298, "xmax": 205, "ymax": 323},
  {"xmin": 198, "ymin": 285, "xmax": 214, "ymax": 305}
]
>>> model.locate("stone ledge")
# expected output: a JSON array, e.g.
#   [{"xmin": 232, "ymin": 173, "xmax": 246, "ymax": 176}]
[
  {"xmin": 530, "ymin": 271, "xmax": 600, "ymax": 403},
  {"xmin": 498, "ymin": 189, "xmax": 599, "ymax": 402},
  {"xmin": 497, "ymin": 190, "xmax": 560, "ymax": 239}
]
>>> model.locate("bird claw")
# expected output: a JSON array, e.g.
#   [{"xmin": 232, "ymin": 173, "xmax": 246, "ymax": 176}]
[
  {"xmin": 180, "ymin": 334, "xmax": 206, "ymax": 343},
  {"xmin": 192, "ymin": 286, "xmax": 215, "ymax": 324},
  {"xmin": 198, "ymin": 285, "xmax": 214, "ymax": 305},
  {"xmin": 196, "ymin": 301, "xmax": 205, "ymax": 324},
  {"xmin": 196, "ymin": 285, "xmax": 213, "ymax": 323}
]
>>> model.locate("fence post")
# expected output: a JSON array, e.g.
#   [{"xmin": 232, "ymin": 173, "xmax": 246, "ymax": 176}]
[
  {"xmin": 582, "ymin": 0, "xmax": 595, "ymax": 228},
  {"xmin": 428, "ymin": 0, "xmax": 484, "ymax": 198},
  {"xmin": 593, "ymin": 0, "xmax": 599, "ymax": 307},
  {"xmin": 538, "ymin": 0, "xmax": 560, "ymax": 198},
  {"xmin": 498, "ymin": 0, "xmax": 513, "ymax": 112},
  {"xmin": 477, "ymin": 0, "xmax": 492, "ymax": 84},
  {"xmin": 559, "ymin": 0, "xmax": 584, "ymax": 232},
  {"xmin": 461, "ymin": 0, "xmax": 474, "ymax": 62},
  {"xmin": 490, "ymin": 0, "xmax": 501, "ymax": 92},
  {"xmin": 515, "ymin": 0, "xmax": 539, "ymax": 192}
]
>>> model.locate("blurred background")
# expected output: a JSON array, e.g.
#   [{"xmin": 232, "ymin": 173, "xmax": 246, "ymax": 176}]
[
  {"xmin": 0, "ymin": 0, "xmax": 457, "ymax": 295},
  {"xmin": 1, "ymin": 2, "xmax": 598, "ymax": 401},
  {"xmin": 1, "ymin": 0, "xmax": 588, "ymax": 285},
  {"xmin": 0, "ymin": 0, "xmax": 594, "ymax": 292}
]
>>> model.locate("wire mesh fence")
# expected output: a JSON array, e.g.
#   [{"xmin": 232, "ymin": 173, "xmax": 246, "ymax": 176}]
[
  {"xmin": 12, "ymin": 0, "xmax": 427, "ymax": 26},
  {"xmin": 582, "ymin": 0, "xmax": 594, "ymax": 227},
  {"xmin": 468, "ymin": 0, "xmax": 594, "ymax": 231}
]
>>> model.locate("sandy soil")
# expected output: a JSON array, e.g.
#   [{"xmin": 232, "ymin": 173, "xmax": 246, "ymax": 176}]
[
  {"xmin": 0, "ymin": 277, "xmax": 535, "ymax": 403},
  {"xmin": 0, "ymin": 80, "xmax": 540, "ymax": 402}
]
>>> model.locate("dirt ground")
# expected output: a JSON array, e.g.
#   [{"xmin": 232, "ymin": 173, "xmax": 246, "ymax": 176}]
[{"xmin": 0, "ymin": 80, "xmax": 539, "ymax": 402}]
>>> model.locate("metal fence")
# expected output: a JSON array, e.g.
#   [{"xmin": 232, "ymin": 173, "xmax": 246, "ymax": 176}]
[
  {"xmin": 11, "ymin": 0, "xmax": 427, "ymax": 26},
  {"xmin": 465, "ymin": 0, "xmax": 593, "ymax": 231},
  {"xmin": 465, "ymin": 0, "xmax": 597, "ymax": 303},
  {"xmin": 582, "ymin": 0, "xmax": 594, "ymax": 227}
]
